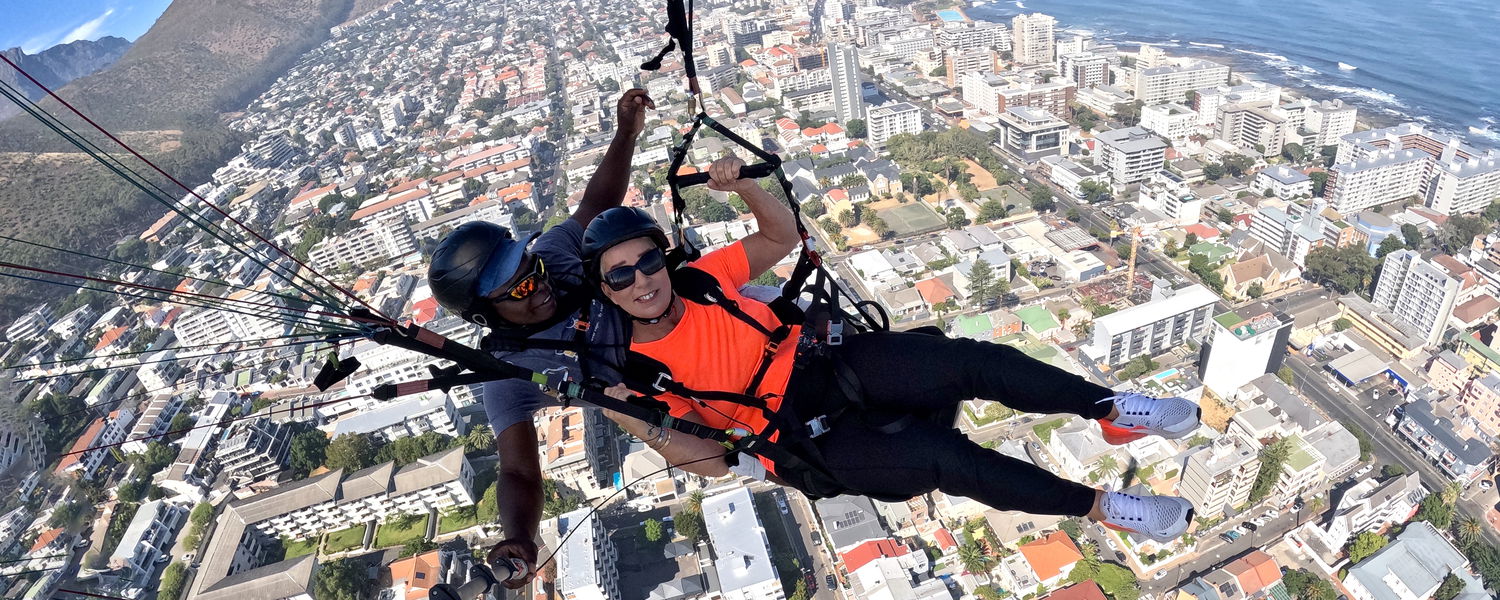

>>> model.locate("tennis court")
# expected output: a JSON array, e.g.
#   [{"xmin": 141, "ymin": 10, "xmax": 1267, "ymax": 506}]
[{"xmin": 878, "ymin": 203, "xmax": 946, "ymax": 236}]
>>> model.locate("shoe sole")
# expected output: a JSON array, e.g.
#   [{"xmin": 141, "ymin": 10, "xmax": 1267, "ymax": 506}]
[{"xmin": 1099, "ymin": 406, "xmax": 1203, "ymax": 445}]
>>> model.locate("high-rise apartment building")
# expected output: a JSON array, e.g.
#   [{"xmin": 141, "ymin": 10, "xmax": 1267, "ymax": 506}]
[
  {"xmin": 867, "ymin": 102, "xmax": 922, "ymax": 149},
  {"xmin": 1333, "ymin": 123, "xmax": 1500, "ymax": 216},
  {"xmin": 828, "ymin": 42, "xmax": 864, "ymax": 124},
  {"xmin": 1134, "ymin": 60, "xmax": 1231, "ymax": 105},
  {"xmin": 555, "ymin": 507, "xmax": 621, "ymax": 600},
  {"xmin": 1325, "ymin": 149, "xmax": 1431, "ymax": 214},
  {"xmin": 1010, "ymin": 13, "xmax": 1056, "ymax": 65},
  {"xmin": 1139, "ymin": 102, "xmax": 1197, "ymax": 144},
  {"xmin": 1304, "ymin": 99, "xmax": 1358, "ymax": 148},
  {"xmin": 1059, "ymin": 52, "xmax": 1110, "ymax": 89},
  {"xmin": 1094, "ymin": 126, "xmax": 1168, "ymax": 185},
  {"xmin": 1217, "ymin": 101, "xmax": 1288, "ymax": 157},
  {"xmin": 945, "ymin": 47, "xmax": 996, "ymax": 88},
  {"xmin": 1372, "ymin": 250, "xmax": 1462, "ymax": 347},
  {"xmin": 1178, "ymin": 437, "xmax": 1260, "ymax": 518},
  {"xmin": 1198, "ymin": 308, "xmax": 1292, "ymax": 397},
  {"xmin": 1083, "ymin": 284, "xmax": 1218, "ymax": 366}
]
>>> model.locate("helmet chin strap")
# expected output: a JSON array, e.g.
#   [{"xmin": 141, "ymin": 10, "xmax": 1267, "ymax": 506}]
[{"xmin": 633, "ymin": 291, "xmax": 678, "ymax": 325}]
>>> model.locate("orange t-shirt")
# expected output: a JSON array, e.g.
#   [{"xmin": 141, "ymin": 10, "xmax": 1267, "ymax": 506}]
[{"xmin": 631, "ymin": 241, "xmax": 801, "ymax": 469}]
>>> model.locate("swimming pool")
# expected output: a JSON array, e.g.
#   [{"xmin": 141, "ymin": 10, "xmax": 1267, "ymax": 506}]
[
  {"xmin": 936, "ymin": 9, "xmax": 965, "ymax": 22},
  {"xmin": 1150, "ymin": 368, "xmax": 1180, "ymax": 381}
]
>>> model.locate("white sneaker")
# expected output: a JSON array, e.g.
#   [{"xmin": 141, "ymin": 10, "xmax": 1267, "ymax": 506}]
[
  {"xmin": 1097, "ymin": 392, "xmax": 1201, "ymax": 445},
  {"xmin": 1099, "ymin": 491, "xmax": 1194, "ymax": 543}
]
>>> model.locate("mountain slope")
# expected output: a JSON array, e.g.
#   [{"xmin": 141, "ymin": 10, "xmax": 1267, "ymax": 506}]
[
  {"xmin": 0, "ymin": 0, "xmax": 356, "ymax": 324},
  {"xmin": 0, "ymin": 36, "xmax": 131, "ymax": 99}
]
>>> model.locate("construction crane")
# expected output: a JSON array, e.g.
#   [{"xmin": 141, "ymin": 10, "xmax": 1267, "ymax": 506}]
[{"xmin": 1107, "ymin": 221, "xmax": 1144, "ymax": 296}]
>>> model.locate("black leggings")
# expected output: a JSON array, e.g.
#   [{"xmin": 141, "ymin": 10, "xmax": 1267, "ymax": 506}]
[{"xmin": 785, "ymin": 331, "xmax": 1116, "ymax": 517}]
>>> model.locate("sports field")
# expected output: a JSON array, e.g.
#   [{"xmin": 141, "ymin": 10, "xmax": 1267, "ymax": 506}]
[{"xmin": 878, "ymin": 203, "xmax": 945, "ymax": 236}]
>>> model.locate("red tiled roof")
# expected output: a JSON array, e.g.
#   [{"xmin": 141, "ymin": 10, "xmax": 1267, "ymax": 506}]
[
  {"xmin": 160, "ymin": 307, "xmax": 182, "ymax": 328},
  {"xmin": 915, "ymin": 278, "xmax": 957, "ymax": 307},
  {"xmin": 1184, "ymin": 223, "xmax": 1221, "ymax": 239},
  {"xmin": 388, "ymin": 550, "xmax": 442, "ymax": 600},
  {"xmin": 432, "ymin": 171, "xmax": 464, "ymax": 184},
  {"xmin": 1018, "ymin": 531, "xmax": 1082, "ymax": 582},
  {"xmin": 29, "ymin": 528, "xmax": 64, "ymax": 554},
  {"xmin": 411, "ymin": 297, "xmax": 440, "ymax": 326},
  {"xmin": 56, "ymin": 417, "xmax": 106, "ymax": 474},
  {"xmin": 1222, "ymin": 550, "xmax": 1281, "ymax": 595},
  {"xmin": 94, "ymin": 326, "xmax": 128, "ymax": 352},
  {"xmin": 291, "ymin": 183, "xmax": 338, "ymax": 206},
  {"xmin": 387, "ymin": 178, "xmax": 428, "ymax": 195},
  {"xmin": 827, "ymin": 188, "xmax": 848, "ymax": 201},
  {"xmin": 1455, "ymin": 295, "xmax": 1500, "ymax": 324},
  {"xmin": 840, "ymin": 539, "xmax": 909, "ymax": 573},
  {"xmin": 1041, "ymin": 581, "xmax": 1108, "ymax": 600},
  {"xmin": 810, "ymin": 144, "xmax": 828, "ymax": 153},
  {"xmin": 934, "ymin": 528, "xmax": 957, "ymax": 550}
]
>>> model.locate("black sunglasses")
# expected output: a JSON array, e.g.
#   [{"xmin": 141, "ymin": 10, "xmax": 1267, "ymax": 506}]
[{"xmin": 602, "ymin": 248, "xmax": 667, "ymax": 292}]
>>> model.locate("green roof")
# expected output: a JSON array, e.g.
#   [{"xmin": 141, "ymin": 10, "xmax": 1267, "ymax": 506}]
[
  {"xmin": 956, "ymin": 313, "xmax": 995, "ymax": 338},
  {"xmin": 1461, "ymin": 334, "xmax": 1500, "ymax": 367},
  {"xmin": 1285, "ymin": 435, "xmax": 1318, "ymax": 472},
  {"xmin": 1214, "ymin": 312, "xmax": 1242, "ymax": 329},
  {"xmin": 235, "ymin": 370, "xmax": 252, "ymax": 387},
  {"xmin": 1014, "ymin": 306, "xmax": 1060, "ymax": 333},
  {"xmin": 1189, "ymin": 242, "xmax": 1233, "ymax": 262}
]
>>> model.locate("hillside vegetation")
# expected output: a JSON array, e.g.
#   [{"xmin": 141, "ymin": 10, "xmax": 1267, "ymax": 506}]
[{"xmin": 0, "ymin": 0, "xmax": 361, "ymax": 323}]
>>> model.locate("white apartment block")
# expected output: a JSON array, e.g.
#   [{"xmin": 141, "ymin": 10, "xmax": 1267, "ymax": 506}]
[
  {"xmin": 1083, "ymin": 284, "xmax": 1218, "ymax": 366},
  {"xmin": 1325, "ymin": 149, "xmax": 1429, "ymax": 213},
  {"xmin": 1254, "ymin": 165, "xmax": 1313, "ymax": 199},
  {"xmin": 56, "ymin": 408, "xmax": 133, "ymax": 480},
  {"xmin": 1247, "ymin": 205, "xmax": 1327, "ymax": 267},
  {"xmin": 1010, "ymin": 13, "xmax": 1056, "ymax": 65},
  {"xmin": 1307, "ymin": 474, "xmax": 1424, "ymax": 551},
  {"xmin": 996, "ymin": 106, "xmax": 1070, "ymax": 162},
  {"xmin": 868, "ymin": 103, "xmax": 922, "ymax": 149},
  {"xmin": 1059, "ymin": 52, "xmax": 1110, "ymax": 89},
  {"xmin": 935, "ymin": 22, "xmax": 1009, "ymax": 52},
  {"xmin": 1304, "ymin": 99, "xmax": 1358, "ymax": 148},
  {"xmin": 1335, "ymin": 123, "xmax": 1500, "ymax": 216},
  {"xmin": 217, "ymin": 418, "xmax": 291, "ymax": 484},
  {"xmin": 1138, "ymin": 170, "xmax": 1205, "ymax": 227},
  {"xmin": 173, "ymin": 305, "xmax": 287, "ymax": 347},
  {"xmin": 1273, "ymin": 434, "xmax": 1325, "ymax": 501},
  {"xmin": 108, "ymin": 500, "xmax": 188, "ymax": 587},
  {"xmin": 329, "ymin": 393, "xmax": 464, "ymax": 443},
  {"xmin": 1177, "ymin": 437, "xmax": 1259, "ymax": 518},
  {"xmin": 1040, "ymin": 155, "xmax": 1107, "ymax": 198},
  {"xmin": 1372, "ymin": 250, "xmax": 1462, "ymax": 347},
  {"xmin": 961, "ymin": 72, "xmax": 1075, "ymax": 119},
  {"xmin": 5, "ymin": 305, "xmax": 51, "ymax": 341},
  {"xmin": 1135, "ymin": 60, "xmax": 1231, "ymax": 105},
  {"xmin": 828, "ymin": 42, "xmax": 864, "ymax": 124},
  {"xmin": 1217, "ymin": 101, "xmax": 1287, "ymax": 157},
  {"xmin": 1139, "ymin": 102, "xmax": 1197, "ymax": 144},
  {"xmin": 122, "ymin": 395, "xmax": 182, "ymax": 455},
  {"xmin": 1200, "ymin": 310, "xmax": 1291, "ymax": 398},
  {"xmin": 1094, "ymin": 126, "xmax": 1168, "ymax": 185},
  {"xmin": 1459, "ymin": 373, "xmax": 1500, "ymax": 437},
  {"xmin": 555, "ymin": 507, "xmax": 621, "ymax": 600},
  {"xmin": 945, "ymin": 47, "xmax": 994, "ymax": 89},
  {"xmin": 705, "ymin": 487, "xmax": 785, "ymax": 600},
  {"xmin": 309, "ymin": 214, "xmax": 418, "ymax": 273}
]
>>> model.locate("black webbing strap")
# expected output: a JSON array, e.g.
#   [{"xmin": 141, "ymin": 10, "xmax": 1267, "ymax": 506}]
[{"xmin": 642, "ymin": 0, "xmax": 697, "ymax": 84}]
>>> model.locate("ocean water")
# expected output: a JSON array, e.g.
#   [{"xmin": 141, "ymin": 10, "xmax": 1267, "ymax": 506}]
[{"xmin": 970, "ymin": 0, "xmax": 1500, "ymax": 147}]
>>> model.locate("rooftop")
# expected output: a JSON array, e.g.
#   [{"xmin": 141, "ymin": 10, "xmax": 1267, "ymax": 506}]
[
  {"xmin": 1346, "ymin": 521, "xmax": 1475, "ymax": 600},
  {"xmin": 705, "ymin": 487, "xmax": 778, "ymax": 593}
]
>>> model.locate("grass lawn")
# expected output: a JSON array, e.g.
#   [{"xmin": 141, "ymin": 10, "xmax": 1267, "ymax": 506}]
[
  {"xmin": 375, "ymin": 514, "xmax": 428, "ymax": 549},
  {"xmin": 1032, "ymin": 418, "xmax": 1069, "ymax": 443},
  {"xmin": 438, "ymin": 509, "xmax": 480, "ymax": 534},
  {"xmin": 283, "ymin": 536, "xmax": 318, "ymax": 559},
  {"xmin": 325, "ymin": 525, "xmax": 366, "ymax": 554}
]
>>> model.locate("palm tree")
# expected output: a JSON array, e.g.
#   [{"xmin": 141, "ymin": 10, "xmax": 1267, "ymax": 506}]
[
  {"xmin": 464, "ymin": 424, "xmax": 495, "ymax": 453},
  {"xmin": 1442, "ymin": 482, "xmax": 1462, "ymax": 506},
  {"xmin": 1095, "ymin": 455, "xmax": 1120, "ymax": 482},
  {"xmin": 1077, "ymin": 542, "xmax": 1101, "ymax": 578},
  {"xmin": 687, "ymin": 490, "xmax": 706, "ymax": 513},
  {"xmin": 958, "ymin": 540, "xmax": 994, "ymax": 574},
  {"xmin": 1457, "ymin": 516, "xmax": 1483, "ymax": 548}
]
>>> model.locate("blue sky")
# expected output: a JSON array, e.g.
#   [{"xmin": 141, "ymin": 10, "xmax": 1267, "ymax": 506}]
[{"xmin": 1, "ymin": 0, "xmax": 174, "ymax": 54}]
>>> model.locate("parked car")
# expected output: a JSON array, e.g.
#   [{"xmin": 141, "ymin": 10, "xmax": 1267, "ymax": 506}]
[
  {"xmin": 1481, "ymin": 480, "xmax": 1494, "ymax": 491},
  {"xmin": 826, "ymin": 574, "xmax": 837, "ymax": 587},
  {"xmin": 1243, "ymin": 522, "xmax": 1259, "ymax": 532},
  {"xmin": 1154, "ymin": 570, "xmax": 1168, "ymax": 580},
  {"xmin": 1265, "ymin": 508, "xmax": 1280, "ymax": 518}
]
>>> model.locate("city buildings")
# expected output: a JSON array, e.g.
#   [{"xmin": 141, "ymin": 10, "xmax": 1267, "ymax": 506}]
[
  {"xmin": 108, "ymin": 500, "xmax": 188, "ymax": 588},
  {"xmin": 1254, "ymin": 165, "xmax": 1313, "ymax": 199},
  {"xmin": 828, "ymin": 42, "xmax": 864, "ymax": 124},
  {"xmin": 1040, "ymin": 155, "xmax": 1107, "ymax": 197},
  {"xmin": 1304, "ymin": 99, "xmax": 1358, "ymax": 148},
  {"xmin": 1139, "ymin": 102, "xmax": 1197, "ymax": 144},
  {"xmin": 1198, "ymin": 308, "xmax": 1292, "ymax": 397},
  {"xmin": 1372, "ymin": 250, "xmax": 1463, "ymax": 347},
  {"xmin": 55, "ymin": 408, "xmax": 133, "ymax": 480},
  {"xmin": 962, "ymin": 72, "xmax": 1076, "ymax": 119},
  {"xmin": 1333, "ymin": 123, "xmax": 1500, "ymax": 215},
  {"xmin": 1137, "ymin": 169, "xmax": 1205, "ymax": 227},
  {"xmin": 1303, "ymin": 473, "xmax": 1423, "ymax": 552},
  {"xmin": 1083, "ymin": 283, "xmax": 1218, "ymax": 366},
  {"xmin": 1343, "ymin": 521, "xmax": 1486, "ymax": 600},
  {"xmin": 1324, "ymin": 148, "xmax": 1430, "ymax": 213},
  {"xmin": 555, "ymin": 506, "xmax": 621, "ymax": 600},
  {"xmin": 1395, "ymin": 399, "xmax": 1494, "ymax": 485},
  {"xmin": 1059, "ymin": 52, "xmax": 1110, "ymax": 89},
  {"xmin": 1217, "ymin": 101, "xmax": 1288, "ymax": 157},
  {"xmin": 867, "ymin": 103, "xmax": 922, "ymax": 149},
  {"xmin": 1247, "ymin": 204, "xmax": 1328, "ymax": 267},
  {"xmin": 1134, "ymin": 60, "xmax": 1231, "ymax": 105},
  {"xmin": 1094, "ymin": 126, "xmax": 1168, "ymax": 186},
  {"xmin": 1177, "ymin": 436, "xmax": 1260, "ymax": 518},
  {"xmin": 1177, "ymin": 551, "xmax": 1288, "ymax": 600},
  {"xmin": 705, "ymin": 487, "xmax": 783, "ymax": 600},
  {"xmin": 1010, "ymin": 13, "xmax": 1057, "ymax": 65},
  {"xmin": 995, "ymin": 106, "xmax": 1070, "ymax": 162},
  {"xmin": 217, "ymin": 418, "xmax": 292, "ymax": 484},
  {"xmin": 946, "ymin": 47, "xmax": 996, "ymax": 89}
]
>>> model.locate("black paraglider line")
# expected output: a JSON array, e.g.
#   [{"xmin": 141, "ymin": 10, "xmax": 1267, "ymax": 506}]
[
  {"xmin": 3, "ymin": 330, "xmax": 352, "ymax": 371},
  {"xmin": 9, "ymin": 335, "xmax": 359, "ymax": 384}
]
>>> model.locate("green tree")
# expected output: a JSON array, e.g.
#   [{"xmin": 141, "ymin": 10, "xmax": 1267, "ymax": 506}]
[
  {"xmin": 1416, "ymin": 491, "xmax": 1455, "ymax": 529},
  {"xmin": 477, "ymin": 481, "xmax": 500, "ymax": 522},
  {"xmin": 133, "ymin": 441, "xmax": 176, "ymax": 477},
  {"xmin": 167, "ymin": 413, "xmax": 193, "ymax": 440},
  {"xmin": 1113, "ymin": 100, "xmax": 1145, "ymax": 126},
  {"xmin": 1343, "ymin": 420, "xmax": 1373, "ymax": 462},
  {"xmin": 1079, "ymin": 179, "xmax": 1111, "ymax": 203},
  {"xmin": 789, "ymin": 579, "xmax": 810, "ymax": 600},
  {"xmin": 1059, "ymin": 519, "xmax": 1083, "ymax": 541},
  {"xmin": 1203, "ymin": 162, "xmax": 1226, "ymax": 181},
  {"xmin": 1189, "ymin": 254, "xmax": 1225, "ymax": 293},
  {"xmin": 1380, "ymin": 463, "xmax": 1406, "ymax": 478},
  {"xmin": 644, "ymin": 518, "xmax": 664, "ymax": 542},
  {"xmin": 1282, "ymin": 569, "xmax": 1337, "ymax": 600},
  {"xmin": 1308, "ymin": 171, "xmax": 1330, "ymax": 197},
  {"xmin": 1376, "ymin": 235, "xmax": 1405, "ymax": 258},
  {"xmin": 1457, "ymin": 516, "xmax": 1485, "ymax": 548},
  {"xmin": 800, "ymin": 198, "xmax": 826, "ymax": 218},
  {"xmin": 1281, "ymin": 142, "xmax": 1307, "ymax": 164},
  {"xmin": 325, "ymin": 434, "xmax": 377, "ymax": 473},
  {"xmin": 314, "ymin": 558, "xmax": 370, "ymax": 600},
  {"xmin": 1333, "ymin": 317, "xmax": 1353, "ymax": 332},
  {"xmin": 979, "ymin": 199, "xmax": 1008, "ymax": 222},
  {"xmin": 1346, "ymin": 531, "xmax": 1388, "ymax": 563},
  {"xmin": 837, "ymin": 208, "xmax": 858, "ymax": 228},
  {"xmin": 1304, "ymin": 245, "xmax": 1378, "ymax": 295},
  {"xmin": 1247, "ymin": 282, "xmax": 1265, "ymax": 298},
  {"xmin": 159, "ymin": 562, "xmax": 188, "ymax": 600},
  {"xmin": 1216, "ymin": 207, "xmax": 1234, "ymax": 224},
  {"xmin": 289, "ymin": 430, "xmax": 329, "ymax": 478},
  {"xmin": 1027, "ymin": 183, "xmax": 1055, "ymax": 212},
  {"xmin": 929, "ymin": 65, "xmax": 947, "ymax": 77},
  {"xmin": 946, "ymin": 207, "xmax": 970, "ymax": 229},
  {"xmin": 542, "ymin": 478, "xmax": 581, "ymax": 518},
  {"xmin": 1250, "ymin": 437, "xmax": 1291, "ymax": 502},
  {"xmin": 464, "ymin": 424, "xmax": 496, "ymax": 453},
  {"xmin": 846, "ymin": 119, "xmax": 867, "ymax": 139},
  {"xmin": 48, "ymin": 501, "xmax": 83, "ymax": 528},
  {"xmin": 1442, "ymin": 215, "xmax": 1488, "ymax": 253},
  {"xmin": 1434, "ymin": 573, "xmax": 1465, "ymax": 600},
  {"xmin": 1223, "ymin": 154, "xmax": 1257, "ymax": 178},
  {"xmin": 675, "ymin": 509, "xmax": 706, "ymax": 542},
  {"xmin": 117, "ymin": 478, "xmax": 149, "ymax": 503},
  {"xmin": 1484, "ymin": 199, "xmax": 1500, "ymax": 224},
  {"xmin": 958, "ymin": 539, "xmax": 994, "ymax": 574},
  {"xmin": 1277, "ymin": 366, "xmax": 1295, "ymax": 386},
  {"xmin": 1400, "ymin": 223, "xmax": 1423, "ymax": 249}
]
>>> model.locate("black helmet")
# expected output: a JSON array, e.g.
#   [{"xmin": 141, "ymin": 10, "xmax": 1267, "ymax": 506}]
[
  {"xmin": 582, "ymin": 207, "xmax": 669, "ymax": 279},
  {"xmin": 428, "ymin": 221, "xmax": 531, "ymax": 327}
]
